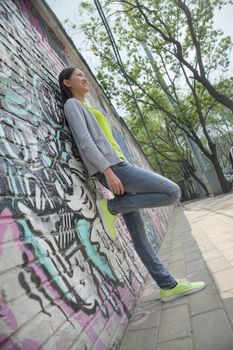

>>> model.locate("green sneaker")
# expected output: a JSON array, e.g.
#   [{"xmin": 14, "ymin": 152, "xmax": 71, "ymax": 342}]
[
  {"xmin": 96, "ymin": 198, "xmax": 118, "ymax": 241},
  {"xmin": 160, "ymin": 278, "xmax": 206, "ymax": 302}
]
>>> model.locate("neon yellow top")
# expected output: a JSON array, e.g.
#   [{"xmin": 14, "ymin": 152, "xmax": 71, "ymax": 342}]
[{"xmin": 80, "ymin": 102, "xmax": 125, "ymax": 160}]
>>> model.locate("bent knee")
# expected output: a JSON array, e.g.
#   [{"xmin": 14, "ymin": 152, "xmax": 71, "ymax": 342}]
[{"xmin": 170, "ymin": 186, "xmax": 181, "ymax": 203}]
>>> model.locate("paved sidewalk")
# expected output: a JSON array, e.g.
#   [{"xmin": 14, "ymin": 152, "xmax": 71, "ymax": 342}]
[{"xmin": 119, "ymin": 193, "xmax": 233, "ymax": 350}]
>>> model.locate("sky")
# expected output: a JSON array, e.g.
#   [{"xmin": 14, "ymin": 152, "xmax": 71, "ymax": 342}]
[{"xmin": 45, "ymin": 0, "xmax": 233, "ymax": 114}]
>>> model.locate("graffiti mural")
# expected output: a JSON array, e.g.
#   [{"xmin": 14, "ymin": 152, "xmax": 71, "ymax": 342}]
[{"xmin": 0, "ymin": 0, "xmax": 175, "ymax": 349}]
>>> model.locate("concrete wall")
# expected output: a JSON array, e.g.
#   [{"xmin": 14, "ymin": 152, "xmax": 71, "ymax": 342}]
[{"xmin": 0, "ymin": 0, "xmax": 176, "ymax": 349}]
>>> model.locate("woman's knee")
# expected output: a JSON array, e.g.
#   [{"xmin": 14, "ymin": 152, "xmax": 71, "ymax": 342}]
[{"xmin": 170, "ymin": 185, "xmax": 181, "ymax": 203}]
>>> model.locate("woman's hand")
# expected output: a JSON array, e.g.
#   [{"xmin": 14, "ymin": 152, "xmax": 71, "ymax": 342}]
[{"xmin": 103, "ymin": 167, "xmax": 125, "ymax": 195}]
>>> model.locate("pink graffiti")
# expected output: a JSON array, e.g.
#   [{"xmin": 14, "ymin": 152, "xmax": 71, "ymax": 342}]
[
  {"xmin": 0, "ymin": 209, "xmax": 20, "ymax": 258},
  {"xmin": 0, "ymin": 334, "xmax": 41, "ymax": 350},
  {"xmin": 0, "ymin": 297, "xmax": 17, "ymax": 331},
  {"xmin": 147, "ymin": 208, "xmax": 164, "ymax": 241},
  {"xmin": 18, "ymin": 0, "xmax": 45, "ymax": 38},
  {"xmin": 0, "ymin": 208, "xmax": 119, "ymax": 348}
]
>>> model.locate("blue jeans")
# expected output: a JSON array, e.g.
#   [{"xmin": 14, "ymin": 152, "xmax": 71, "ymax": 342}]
[{"xmin": 94, "ymin": 160, "xmax": 181, "ymax": 289}]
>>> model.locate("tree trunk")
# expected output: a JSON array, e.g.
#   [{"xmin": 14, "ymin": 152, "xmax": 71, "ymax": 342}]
[
  {"xmin": 209, "ymin": 143, "xmax": 231, "ymax": 193},
  {"xmin": 183, "ymin": 160, "xmax": 209, "ymax": 196},
  {"xmin": 210, "ymin": 156, "xmax": 231, "ymax": 193}
]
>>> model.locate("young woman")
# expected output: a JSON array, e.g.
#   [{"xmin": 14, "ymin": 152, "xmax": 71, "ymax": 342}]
[{"xmin": 58, "ymin": 66, "xmax": 205, "ymax": 302}]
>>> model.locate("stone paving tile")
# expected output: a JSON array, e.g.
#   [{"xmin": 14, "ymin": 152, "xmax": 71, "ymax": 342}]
[
  {"xmin": 201, "ymin": 248, "xmax": 222, "ymax": 261},
  {"xmin": 158, "ymin": 251, "xmax": 170, "ymax": 261},
  {"xmin": 157, "ymin": 337, "xmax": 193, "ymax": 350},
  {"xmin": 157, "ymin": 304, "xmax": 191, "ymax": 343},
  {"xmin": 168, "ymin": 267, "xmax": 186, "ymax": 277},
  {"xmin": 183, "ymin": 245, "xmax": 200, "ymax": 255},
  {"xmin": 212, "ymin": 267, "xmax": 233, "ymax": 292},
  {"xmin": 169, "ymin": 255, "xmax": 185, "ymax": 264},
  {"xmin": 161, "ymin": 294, "xmax": 189, "ymax": 311},
  {"xmin": 170, "ymin": 242, "xmax": 183, "ymax": 249},
  {"xmin": 184, "ymin": 250, "xmax": 202, "ymax": 263},
  {"xmin": 189, "ymin": 283, "xmax": 223, "ymax": 315},
  {"xmin": 158, "ymin": 246, "xmax": 171, "ymax": 253},
  {"xmin": 169, "ymin": 247, "xmax": 184, "ymax": 255},
  {"xmin": 168, "ymin": 259, "xmax": 186, "ymax": 272},
  {"xmin": 167, "ymin": 266, "xmax": 186, "ymax": 279},
  {"xmin": 191, "ymin": 309, "xmax": 233, "ymax": 350},
  {"xmin": 119, "ymin": 328, "xmax": 157, "ymax": 350},
  {"xmin": 219, "ymin": 289, "xmax": 233, "ymax": 327},
  {"xmin": 222, "ymin": 248, "xmax": 233, "ymax": 261},
  {"xmin": 186, "ymin": 258, "xmax": 206, "ymax": 274},
  {"xmin": 127, "ymin": 299, "xmax": 161, "ymax": 331},
  {"xmin": 206, "ymin": 256, "xmax": 231, "ymax": 274},
  {"xmin": 183, "ymin": 240, "xmax": 196, "ymax": 248},
  {"xmin": 216, "ymin": 242, "xmax": 233, "ymax": 250},
  {"xmin": 169, "ymin": 251, "xmax": 185, "ymax": 259},
  {"xmin": 194, "ymin": 241, "xmax": 217, "ymax": 252}
]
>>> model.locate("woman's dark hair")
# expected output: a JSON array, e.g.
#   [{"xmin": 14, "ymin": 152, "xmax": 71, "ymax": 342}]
[{"xmin": 58, "ymin": 66, "xmax": 77, "ymax": 105}]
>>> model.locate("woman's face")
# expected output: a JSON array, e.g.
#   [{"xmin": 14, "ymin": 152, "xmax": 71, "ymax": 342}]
[{"xmin": 64, "ymin": 68, "xmax": 89, "ymax": 94}]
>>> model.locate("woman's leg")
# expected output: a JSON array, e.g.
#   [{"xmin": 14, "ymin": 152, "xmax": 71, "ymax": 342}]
[
  {"xmin": 95, "ymin": 161, "xmax": 181, "ymax": 215},
  {"xmin": 95, "ymin": 161, "xmax": 180, "ymax": 289},
  {"xmin": 122, "ymin": 210, "xmax": 177, "ymax": 289}
]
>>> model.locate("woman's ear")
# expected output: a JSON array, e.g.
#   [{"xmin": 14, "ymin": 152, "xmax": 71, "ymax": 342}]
[{"xmin": 63, "ymin": 79, "xmax": 71, "ymax": 88}]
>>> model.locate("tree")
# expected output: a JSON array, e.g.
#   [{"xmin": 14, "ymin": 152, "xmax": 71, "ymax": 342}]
[
  {"xmin": 65, "ymin": 0, "xmax": 233, "ymax": 193},
  {"xmin": 128, "ymin": 105, "xmax": 210, "ymax": 197}
]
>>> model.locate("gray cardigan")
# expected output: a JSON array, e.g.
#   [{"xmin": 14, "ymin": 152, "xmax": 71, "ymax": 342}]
[{"xmin": 64, "ymin": 98, "xmax": 124, "ymax": 177}]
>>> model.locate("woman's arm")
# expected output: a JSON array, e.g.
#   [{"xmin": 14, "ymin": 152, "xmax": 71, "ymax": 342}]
[
  {"xmin": 64, "ymin": 99, "xmax": 125, "ymax": 195},
  {"xmin": 64, "ymin": 98, "xmax": 111, "ymax": 174}
]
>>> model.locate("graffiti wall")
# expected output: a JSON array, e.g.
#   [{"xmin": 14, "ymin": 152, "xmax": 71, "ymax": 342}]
[{"xmin": 0, "ymin": 0, "xmax": 176, "ymax": 349}]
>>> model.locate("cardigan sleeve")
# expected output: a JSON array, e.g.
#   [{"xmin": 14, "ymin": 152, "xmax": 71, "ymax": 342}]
[{"xmin": 64, "ymin": 98, "xmax": 111, "ymax": 174}]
